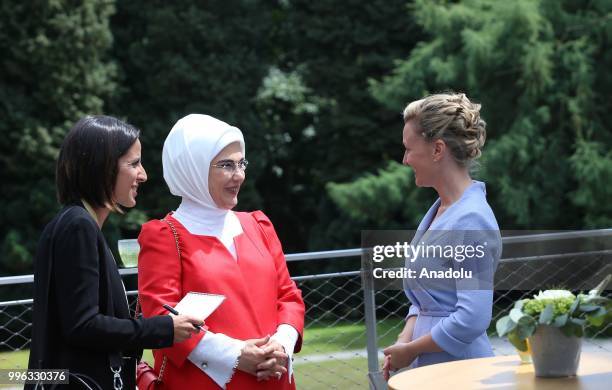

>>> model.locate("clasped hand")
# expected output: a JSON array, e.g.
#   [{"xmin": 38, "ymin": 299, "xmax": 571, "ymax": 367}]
[
  {"xmin": 238, "ymin": 335, "xmax": 288, "ymax": 381},
  {"xmin": 382, "ymin": 342, "xmax": 419, "ymax": 381}
]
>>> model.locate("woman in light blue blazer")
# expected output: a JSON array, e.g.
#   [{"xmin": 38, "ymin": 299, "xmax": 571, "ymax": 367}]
[{"xmin": 383, "ymin": 93, "xmax": 502, "ymax": 379}]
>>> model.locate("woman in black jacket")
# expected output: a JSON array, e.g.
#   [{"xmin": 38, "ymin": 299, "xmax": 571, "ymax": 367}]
[{"xmin": 27, "ymin": 116, "xmax": 202, "ymax": 389}]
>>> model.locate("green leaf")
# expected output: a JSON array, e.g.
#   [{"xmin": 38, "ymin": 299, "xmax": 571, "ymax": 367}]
[
  {"xmin": 570, "ymin": 318, "xmax": 586, "ymax": 327},
  {"xmin": 539, "ymin": 303, "xmax": 554, "ymax": 325},
  {"xmin": 496, "ymin": 316, "xmax": 516, "ymax": 337},
  {"xmin": 508, "ymin": 332, "xmax": 528, "ymax": 352},
  {"xmin": 516, "ymin": 317, "xmax": 537, "ymax": 340},
  {"xmin": 510, "ymin": 308, "xmax": 526, "ymax": 323},
  {"xmin": 553, "ymin": 313, "xmax": 568, "ymax": 327},
  {"xmin": 578, "ymin": 304, "xmax": 601, "ymax": 313},
  {"xmin": 582, "ymin": 296, "xmax": 611, "ymax": 306},
  {"xmin": 585, "ymin": 307, "xmax": 607, "ymax": 327},
  {"xmin": 569, "ymin": 298, "xmax": 580, "ymax": 315}
]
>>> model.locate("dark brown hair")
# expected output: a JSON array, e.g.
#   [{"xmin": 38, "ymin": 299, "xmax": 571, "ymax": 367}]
[{"xmin": 56, "ymin": 115, "xmax": 140, "ymax": 209}]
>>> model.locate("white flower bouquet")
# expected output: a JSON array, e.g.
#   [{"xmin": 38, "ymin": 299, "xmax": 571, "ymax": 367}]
[{"xmin": 496, "ymin": 275, "xmax": 611, "ymax": 351}]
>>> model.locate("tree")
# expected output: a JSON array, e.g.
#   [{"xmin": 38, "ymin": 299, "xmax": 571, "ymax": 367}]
[
  {"xmin": 109, "ymin": 0, "xmax": 423, "ymax": 253},
  {"xmin": 354, "ymin": 0, "xmax": 612, "ymax": 231},
  {"xmin": 253, "ymin": 0, "xmax": 424, "ymax": 250},
  {"xmin": 0, "ymin": 0, "xmax": 117, "ymax": 275},
  {"xmin": 108, "ymin": 0, "xmax": 278, "ymax": 222}
]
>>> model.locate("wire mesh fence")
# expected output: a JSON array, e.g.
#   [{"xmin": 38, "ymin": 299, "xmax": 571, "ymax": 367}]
[
  {"xmin": 0, "ymin": 300, "xmax": 33, "ymax": 353},
  {"xmin": 0, "ymin": 230, "xmax": 610, "ymax": 390}
]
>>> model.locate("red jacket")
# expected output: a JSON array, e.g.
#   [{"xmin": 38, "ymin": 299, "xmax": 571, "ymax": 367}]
[{"xmin": 138, "ymin": 211, "xmax": 304, "ymax": 389}]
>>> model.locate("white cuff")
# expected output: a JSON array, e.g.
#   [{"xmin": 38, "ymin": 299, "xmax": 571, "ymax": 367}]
[
  {"xmin": 270, "ymin": 324, "xmax": 299, "ymax": 383},
  {"xmin": 187, "ymin": 331, "xmax": 245, "ymax": 389}
]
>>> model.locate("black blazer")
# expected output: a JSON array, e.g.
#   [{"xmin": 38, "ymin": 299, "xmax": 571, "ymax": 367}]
[{"xmin": 27, "ymin": 204, "xmax": 173, "ymax": 389}]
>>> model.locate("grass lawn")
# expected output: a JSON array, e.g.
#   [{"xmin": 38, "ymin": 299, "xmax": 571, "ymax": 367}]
[
  {"xmin": 0, "ymin": 351, "xmax": 371, "ymax": 390},
  {"xmin": 0, "ymin": 319, "xmax": 400, "ymax": 389},
  {"xmin": 0, "ymin": 349, "xmax": 27, "ymax": 369},
  {"xmin": 300, "ymin": 318, "xmax": 404, "ymax": 355},
  {"xmin": 0, "ymin": 349, "xmax": 156, "ymax": 370},
  {"xmin": 294, "ymin": 357, "xmax": 369, "ymax": 389}
]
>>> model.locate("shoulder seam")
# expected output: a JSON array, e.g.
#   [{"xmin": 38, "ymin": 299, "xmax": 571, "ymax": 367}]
[{"xmin": 250, "ymin": 210, "xmax": 269, "ymax": 223}]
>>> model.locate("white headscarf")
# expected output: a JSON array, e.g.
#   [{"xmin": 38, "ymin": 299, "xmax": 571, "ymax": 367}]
[{"xmin": 162, "ymin": 114, "xmax": 245, "ymax": 257}]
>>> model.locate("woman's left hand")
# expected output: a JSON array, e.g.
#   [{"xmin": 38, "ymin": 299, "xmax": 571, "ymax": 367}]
[
  {"xmin": 256, "ymin": 340, "xmax": 288, "ymax": 381},
  {"xmin": 383, "ymin": 342, "xmax": 419, "ymax": 369},
  {"xmin": 261, "ymin": 340, "xmax": 288, "ymax": 367}
]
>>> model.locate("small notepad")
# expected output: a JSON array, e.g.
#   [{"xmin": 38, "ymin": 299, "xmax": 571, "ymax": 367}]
[{"xmin": 173, "ymin": 292, "xmax": 225, "ymax": 320}]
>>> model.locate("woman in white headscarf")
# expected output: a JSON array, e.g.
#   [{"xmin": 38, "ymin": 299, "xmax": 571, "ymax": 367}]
[{"xmin": 137, "ymin": 114, "xmax": 305, "ymax": 390}]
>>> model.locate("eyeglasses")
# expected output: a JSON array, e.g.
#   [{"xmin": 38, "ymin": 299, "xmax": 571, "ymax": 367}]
[{"xmin": 211, "ymin": 159, "xmax": 249, "ymax": 174}]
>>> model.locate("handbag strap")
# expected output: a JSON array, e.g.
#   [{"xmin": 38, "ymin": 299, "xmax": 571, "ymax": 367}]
[
  {"xmin": 134, "ymin": 217, "xmax": 182, "ymax": 383},
  {"xmin": 162, "ymin": 217, "xmax": 182, "ymax": 260},
  {"xmin": 157, "ymin": 216, "xmax": 183, "ymax": 382}
]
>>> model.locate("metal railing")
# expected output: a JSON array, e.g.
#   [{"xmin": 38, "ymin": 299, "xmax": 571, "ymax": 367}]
[{"xmin": 0, "ymin": 230, "xmax": 611, "ymax": 390}]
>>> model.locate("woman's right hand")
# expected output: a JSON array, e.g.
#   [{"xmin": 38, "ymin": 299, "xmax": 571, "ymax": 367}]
[
  {"xmin": 171, "ymin": 314, "xmax": 204, "ymax": 343},
  {"xmin": 237, "ymin": 335, "xmax": 271, "ymax": 375},
  {"xmin": 382, "ymin": 355, "xmax": 393, "ymax": 381},
  {"xmin": 383, "ymin": 316, "xmax": 417, "ymax": 380}
]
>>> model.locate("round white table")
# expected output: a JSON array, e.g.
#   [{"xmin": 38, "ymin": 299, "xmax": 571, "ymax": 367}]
[{"xmin": 388, "ymin": 353, "xmax": 612, "ymax": 390}]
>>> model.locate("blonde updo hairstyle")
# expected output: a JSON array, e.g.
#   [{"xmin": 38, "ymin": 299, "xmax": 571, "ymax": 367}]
[{"xmin": 403, "ymin": 92, "xmax": 486, "ymax": 167}]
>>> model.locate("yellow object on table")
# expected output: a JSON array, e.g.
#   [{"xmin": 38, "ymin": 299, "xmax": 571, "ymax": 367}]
[
  {"xmin": 517, "ymin": 338, "xmax": 532, "ymax": 364},
  {"xmin": 387, "ymin": 353, "xmax": 612, "ymax": 390}
]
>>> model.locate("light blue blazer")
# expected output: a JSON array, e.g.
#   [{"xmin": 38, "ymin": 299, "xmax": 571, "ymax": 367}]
[{"xmin": 403, "ymin": 181, "xmax": 501, "ymax": 367}]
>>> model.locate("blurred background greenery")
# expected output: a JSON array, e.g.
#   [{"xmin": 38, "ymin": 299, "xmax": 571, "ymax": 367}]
[{"xmin": 1, "ymin": 0, "xmax": 611, "ymax": 278}]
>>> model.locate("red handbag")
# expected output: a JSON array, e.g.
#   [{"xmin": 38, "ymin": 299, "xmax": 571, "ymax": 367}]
[
  {"xmin": 136, "ymin": 359, "xmax": 167, "ymax": 390},
  {"xmin": 135, "ymin": 217, "xmax": 180, "ymax": 389},
  {"xmin": 135, "ymin": 296, "xmax": 169, "ymax": 390}
]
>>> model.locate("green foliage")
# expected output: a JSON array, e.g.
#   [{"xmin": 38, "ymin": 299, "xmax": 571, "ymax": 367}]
[
  {"xmin": 327, "ymin": 161, "xmax": 430, "ymax": 227},
  {"xmin": 252, "ymin": 63, "xmax": 336, "ymax": 251},
  {"xmin": 366, "ymin": 0, "xmax": 612, "ymax": 229},
  {"xmin": 497, "ymin": 284, "xmax": 612, "ymax": 350},
  {"xmin": 2, "ymin": 0, "xmax": 611, "ymax": 276},
  {"xmin": 0, "ymin": 0, "xmax": 117, "ymax": 275},
  {"xmin": 570, "ymin": 139, "xmax": 612, "ymax": 227},
  {"xmin": 252, "ymin": 0, "xmax": 426, "ymax": 251},
  {"xmin": 109, "ymin": 0, "xmax": 422, "ymax": 254},
  {"xmin": 1, "ymin": 0, "xmax": 421, "ymax": 274},
  {"xmin": 109, "ymin": 0, "xmax": 278, "ymax": 217},
  {"xmin": 0, "ymin": 231, "xmax": 31, "ymax": 274},
  {"xmin": 257, "ymin": 67, "xmax": 327, "ymax": 116},
  {"xmin": 523, "ymin": 297, "xmax": 575, "ymax": 317}
]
